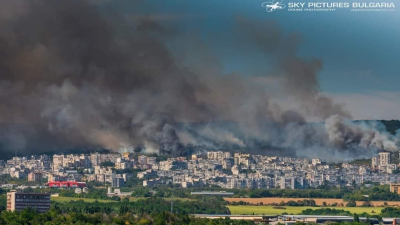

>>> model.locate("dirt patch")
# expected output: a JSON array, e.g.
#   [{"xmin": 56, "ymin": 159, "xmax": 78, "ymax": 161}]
[{"xmin": 224, "ymin": 197, "xmax": 400, "ymax": 207}]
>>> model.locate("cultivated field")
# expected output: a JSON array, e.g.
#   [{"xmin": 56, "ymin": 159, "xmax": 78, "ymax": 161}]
[
  {"xmin": 51, "ymin": 196, "xmax": 116, "ymax": 203},
  {"xmin": 227, "ymin": 205, "xmax": 384, "ymax": 215},
  {"xmin": 224, "ymin": 197, "xmax": 400, "ymax": 207}
]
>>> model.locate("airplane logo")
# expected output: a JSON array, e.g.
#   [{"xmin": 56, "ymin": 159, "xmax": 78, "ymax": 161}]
[{"xmin": 261, "ymin": 0, "xmax": 286, "ymax": 12}]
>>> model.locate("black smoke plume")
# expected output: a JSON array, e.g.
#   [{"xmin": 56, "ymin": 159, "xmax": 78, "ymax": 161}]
[{"xmin": 0, "ymin": 0, "xmax": 397, "ymax": 161}]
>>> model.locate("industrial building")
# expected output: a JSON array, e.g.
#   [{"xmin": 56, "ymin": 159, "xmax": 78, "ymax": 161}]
[
  {"xmin": 271, "ymin": 215, "xmax": 379, "ymax": 225},
  {"xmin": 106, "ymin": 187, "xmax": 132, "ymax": 197},
  {"xmin": 192, "ymin": 214, "xmax": 266, "ymax": 222},
  {"xmin": 7, "ymin": 190, "xmax": 50, "ymax": 213},
  {"xmin": 47, "ymin": 181, "xmax": 86, "ymax": 188},
  {"xmin": 192, "ymin": 214, "xmax": 380, "ymax": 224}
]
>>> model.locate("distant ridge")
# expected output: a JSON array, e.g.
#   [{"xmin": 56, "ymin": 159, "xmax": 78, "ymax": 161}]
[{"xmin": 353, "ymin": 120, "xmax": 400, "ymax": 134}]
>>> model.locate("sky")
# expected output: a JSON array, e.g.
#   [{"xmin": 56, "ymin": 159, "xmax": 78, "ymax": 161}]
[{"xmin": 101, "ymin": 0, "xmax": 400, "ymax": 119}]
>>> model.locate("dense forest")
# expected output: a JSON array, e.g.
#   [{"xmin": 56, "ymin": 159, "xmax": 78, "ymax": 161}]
[
  {"xmin": 49, "ymin": 197, "xmax": 230, "ymax": 215},
  {"xmin": 303, "ymin": 207, "xmax": 400, "ymax": 219},
  {"xmin": 377, "ymin": 120, "xmax": 400, "ymax": 135},
  {"xmin": 1, "ymin": 204, "xmax": 400, "ymax": 224},
  {"xmin": 3, "ymin": 208, "xmax": 395, "ymax": 225},
  {"xmin": 0, "ymin": 194, "xmax": 229, "ymax": 216},
  {"xmin": 0, "ymin": 209, "xmax": 254, "ymax": 225}
]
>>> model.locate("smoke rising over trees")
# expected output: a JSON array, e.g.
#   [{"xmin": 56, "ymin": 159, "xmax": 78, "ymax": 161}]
[{"xmin": 0, "ymin": 0, "xmax": 397, "ymax": 161}]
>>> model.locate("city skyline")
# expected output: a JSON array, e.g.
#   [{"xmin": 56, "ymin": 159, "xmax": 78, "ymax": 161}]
[{"xmin": 2, "ymin": 149, "xmax": 400, "ymax": 191}]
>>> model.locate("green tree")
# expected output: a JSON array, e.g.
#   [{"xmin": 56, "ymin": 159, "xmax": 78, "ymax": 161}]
[
  {"xmin": 353, "ymin": 213, "xmax": 360, "ymax": 222},
  {"xmin": 346, "ymin": 200, "xmax": 357, "ymax": 207}
]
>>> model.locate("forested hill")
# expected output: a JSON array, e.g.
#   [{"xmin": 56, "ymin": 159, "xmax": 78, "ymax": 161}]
[
  {"xmin": 379, "ymin": 120, "xmax": 400, "ymax": 134},
  {"xmin": 354, "ymin": 120, "xmax": 400, "ymax": 135}
]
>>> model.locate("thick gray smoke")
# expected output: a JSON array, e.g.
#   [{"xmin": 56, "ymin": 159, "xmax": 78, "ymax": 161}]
[{"xmin": 0, "ymin": 0, "xmax": 397, "ymax": 161}]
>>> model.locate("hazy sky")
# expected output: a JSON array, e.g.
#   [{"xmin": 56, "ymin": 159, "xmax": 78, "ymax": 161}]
[{"xmin": 103, "ymin": 0, "xmax": 400, "ymax": 119}]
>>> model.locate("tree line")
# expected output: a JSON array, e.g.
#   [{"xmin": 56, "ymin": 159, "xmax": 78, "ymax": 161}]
[{"xmin": 0, "ymin": 208, "xmax": 255, "ymax": 225}]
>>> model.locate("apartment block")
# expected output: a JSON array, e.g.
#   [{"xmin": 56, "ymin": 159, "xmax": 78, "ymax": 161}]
[{"xmin": 7, "ymin": 190, "xmax": 50, "ymax": 213}]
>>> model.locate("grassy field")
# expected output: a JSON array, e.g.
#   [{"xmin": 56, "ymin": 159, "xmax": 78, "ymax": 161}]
[
  {"xmin": 51, "ymin": 196, "xmax": 116, "ymax": 203},
  {"xmin": 163, "ymin": 197, "xmax": 195, "ymax": 202},
  {"xmin": 51, "ymin": 196, "xmax": 195, "ymax": 203},
  {"xmin": 348, "ymin": 158, "xmax": 372, "ymax": 166},
  {"xmin": 129, "ymin": 197, "xmax": 195, "ymax": 202},
  {"xmin": 224, "ymin": 197, "xmax": 400, "ymax": 207},
  {"xmin": 227, "ymin": 205, "xmax": 384, "ymax": 215}
]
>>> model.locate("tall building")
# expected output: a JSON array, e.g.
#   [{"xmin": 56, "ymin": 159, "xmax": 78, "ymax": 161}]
[
  {"xmin": 207, "ymin": 151, "xmax": 224, "ymax": 160},
  {"xmin": 79, "ymin": 155, "xmax": 91, "ymax": 168},
  {"xmin": 90, "ymin": 153, "xmax": 101, "ymax": 166},
  {"xmin": 52, "ymin": 154, "xmax": 64, "ymax": 167},
  {"xmin": 147, "ymin": 157, "xmax": 157, "ymax": 165},
  {"xmin": 280, "ymin": 178, "xmax": 286, "ymax": 189},
  {"xmin": 371, "ymin": 156, "xmax": 378, "ymax": 168},
  {"xmin": 290, "ymin": 177, "xmax": 307, "ymax": 189},
  {"xmin": 138, "ymin": 155, "xmax": 147, "ymax": 165},
  {"xmin": 7, "ymin": 190, "xmax": 50, "ymax": 213},
  {"xmin": 379, "ymin": 152, "xmax": 391, "ymax": 166},
  {"xmin": 222, "ymin": 159, "xmax": 232, "ymax": 170},
  {"xmin": 112, "ymin": 178, "xmax": 125, "ymax": 188},
  {"xmin": 234, "ymin": 157, "xmax": 239, "ymax": 165},
  {"xmin": 224, "ymin": 152, "xmax": 232, "ymax": 159},
  {"xmin": 290, "ymin": 177, "xmax": 297, "ymax": 189},
  {"xmin": 28, "ymin": 172, "xmax": 43, "ymax": 182}
]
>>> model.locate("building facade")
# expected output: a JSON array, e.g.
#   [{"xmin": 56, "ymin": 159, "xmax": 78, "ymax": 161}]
[
  {"xmin": 390, "ymin": 183, "xmax": 400, "ymax": 193},
  {"xmin": 28, "ymin": 172, "xmax": 43, "ymax": 182},
  {"xmin": 112, "ymin": 178, "xmax": 125, "ymax": 187},
  {"xmin": 379, "ymin": 152, "xmax": 391, "ymax": 166},
  {"xmin": 371, "ymin": 157, "xmax": 378, "ymax": 168},
  {"xmin": 7, "ymin": 190, "xmax": 50, "ymax": 213}
]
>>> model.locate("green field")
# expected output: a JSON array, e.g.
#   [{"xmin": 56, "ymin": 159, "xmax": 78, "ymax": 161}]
[
  {"xmin": 129, "ymin": 197, "xmax": 195, "ymax": 202},
  {"xmin": 128, "ymin": 197, "xmax": 148, "ymax": 202},
  {"xmin": 51, "ymin": 196, "xmax": 116, "ymax": 203},
  {"xmin": 163, "ymin": 197, "xmax": 195, "ymax": 202},
  {"xmin": 227, "ymin": 206, "xmax": 383, "ymax": 215},
  {"xmin": 51, "ymin": 196, "xmax": 194, "ymax": 203}
]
